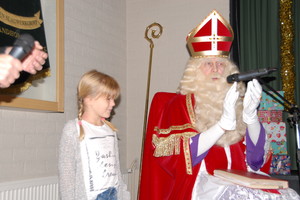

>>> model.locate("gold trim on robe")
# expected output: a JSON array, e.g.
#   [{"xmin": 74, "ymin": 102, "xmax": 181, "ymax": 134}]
[{"xmin": 152, "ymin": 93, "xmax": 198, "ymax": 174}]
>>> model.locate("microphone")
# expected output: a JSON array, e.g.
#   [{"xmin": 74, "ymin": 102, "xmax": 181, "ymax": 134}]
[
  {"xmin": 9, "ymin": 34, "xmax": 35, "ymax": 60},
  {"xmin": 227, "ymin": 68, "xmax": 278, "ymax": 83}
]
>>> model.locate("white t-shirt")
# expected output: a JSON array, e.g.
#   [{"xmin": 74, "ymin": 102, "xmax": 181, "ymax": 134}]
[{"xmin": 80, "ymin": 120, "xmax": 118, "ymax": 200}]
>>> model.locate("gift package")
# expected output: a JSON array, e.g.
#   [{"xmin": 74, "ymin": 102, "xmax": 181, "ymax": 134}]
[
  {"xmin": 259, "ymin": 91, "xmax": 285, "ymax": 111},
  {"xmin": 262, "ymin": 122, "xmax": 286, "ymax": 143},
  {"xmin": 269, "ymin": 155, "xmax": 291, "ymax": 175},
  {"xmin": 258, "ymin": 110, "xmax": 282, "ymax": 123},
  {"xmin": 262, "ymin": 122, "xmax": 290, "ymax": 175},
  {"xmin": 259, "ymin": 91, "xmax": 290, "ymax": 175}
]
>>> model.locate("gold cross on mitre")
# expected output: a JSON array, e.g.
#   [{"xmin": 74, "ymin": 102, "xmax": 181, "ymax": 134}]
[{"xmin": 186, "ymin": 10, "xmax": 234, "ymax": 58}]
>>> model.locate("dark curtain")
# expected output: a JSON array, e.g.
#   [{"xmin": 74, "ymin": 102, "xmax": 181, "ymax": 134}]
[
  {"xmin": 231, "ymin": 0, "xmax": 281, "ymax": 88},
  {"xmin": 230, "ymin": 0, "xmax": 300, "ymax": 170},
  {"xmin": 230, "ymin": 0, "xmax": 240, "ymax": 67}
]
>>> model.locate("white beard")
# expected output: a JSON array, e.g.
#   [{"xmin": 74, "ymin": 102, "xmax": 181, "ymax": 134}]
[{"xmin": 193, "ymin": 70, "xmax": 246, "ymax": 146}]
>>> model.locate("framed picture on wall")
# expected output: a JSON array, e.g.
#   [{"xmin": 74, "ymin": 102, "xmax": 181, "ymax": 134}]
[{"xmin": 0, "ymin": 0, "xmax": 64, "ymax": 112}]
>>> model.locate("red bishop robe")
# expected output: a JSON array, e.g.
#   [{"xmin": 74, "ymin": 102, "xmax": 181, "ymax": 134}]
[{"xmin": 138, "ymin": 92, "xmax": 270, "ymax": 200}]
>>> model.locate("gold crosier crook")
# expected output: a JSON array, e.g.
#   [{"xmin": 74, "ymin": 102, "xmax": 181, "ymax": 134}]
[
  {"xmin": 137, "ymin": 22, "xmax": 163, "ymax": 199},
  {"xmin": 143, "ymin": 22, "xmax": 163, "ymax": 135}
]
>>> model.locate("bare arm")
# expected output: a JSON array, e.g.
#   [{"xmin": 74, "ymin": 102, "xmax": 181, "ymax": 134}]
[
  {"xmin": 0, "ymin": 41, "xmax": 48, "ymax": 88},
  {"xmin": 0, "ymin": 54, "xmax": 22, "ymax": 88}
]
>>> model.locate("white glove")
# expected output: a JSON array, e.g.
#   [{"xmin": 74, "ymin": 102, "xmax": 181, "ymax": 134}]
[
  {"xmin": 218, "ymin": 82, "xmax": 239, "ymax": 130},
  {"xmin": 195, "ymin": 124, "xmax": 225, "ymax": 156},
  {"xmin": 243, "ymin": 79, "xmax": 262, "ymax": 124}
]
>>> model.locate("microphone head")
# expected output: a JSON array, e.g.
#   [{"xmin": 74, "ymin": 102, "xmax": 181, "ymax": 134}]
[
  {"xmin": 13, "ymin": 34, "xmax": 35, "ymax": 55},
  {"xmin": 226, "ymin": 73, "xmax": 239, "ymax": 83},
  {"xmin": 267, "ymin": 67, "xmax": 278, "ymax": 74}
]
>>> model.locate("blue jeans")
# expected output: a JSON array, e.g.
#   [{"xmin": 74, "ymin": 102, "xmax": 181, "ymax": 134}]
[{"xmin": 96, "ymin": 187, "xmax": 117, "ymax": 200}]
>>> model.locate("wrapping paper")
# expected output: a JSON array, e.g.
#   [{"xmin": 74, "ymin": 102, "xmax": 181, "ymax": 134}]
[
  {"xmin": 262, "ymin": 122, "xmax": 286, "ymax": 142},
  {"xmin": 270, "ymin": 141, "xmax": 287, "ymax": 154},
  {"xmin": 258, "ymin": 110, "xmax": 283, "ymax": 123},
  {"xmin": 270, "ymin": 155, "xmax": 291, "ymax": 175},
  {"xmin": 259, "ymin": 91, "xmax": 285, "ymax": 110}
]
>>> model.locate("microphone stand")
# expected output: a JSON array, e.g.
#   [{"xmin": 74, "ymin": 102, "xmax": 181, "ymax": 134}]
[{"xmin": 257, "ymin": 77, "xmax": 300, "ymax": 186}]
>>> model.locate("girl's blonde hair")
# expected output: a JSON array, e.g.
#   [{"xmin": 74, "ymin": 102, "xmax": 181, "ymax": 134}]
[
  {"xmin": 77, "ymin": 70, "xmax": 120, "ymax": 141},
  {"xmin": 178, "ymin": 57, "xmax": 247, "ymax": 146}
]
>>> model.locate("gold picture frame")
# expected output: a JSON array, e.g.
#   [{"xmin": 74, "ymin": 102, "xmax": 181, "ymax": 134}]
[{"xmin": 0, "ymin": 0, "xmax": 64, "ymax": 112}]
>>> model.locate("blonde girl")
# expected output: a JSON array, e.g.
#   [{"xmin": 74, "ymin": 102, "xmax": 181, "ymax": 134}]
[{"xmin": 59, "ymin": 70, "xmax": 130, "ymax": 200}]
